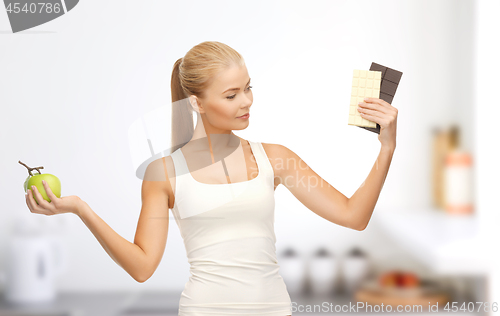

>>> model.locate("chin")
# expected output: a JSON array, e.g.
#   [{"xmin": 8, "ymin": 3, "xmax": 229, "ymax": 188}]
[{"xmin": 233, "ymin": 122, "xmax": 249, "ymax": 131}]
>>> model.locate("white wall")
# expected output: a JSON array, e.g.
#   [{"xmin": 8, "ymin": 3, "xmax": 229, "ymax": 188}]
[
  {"xmin": 0, "ymin": 0, "xmax": 476, "ymax": 292},
  {"xmin": 474, "ymin": 0, "xmax": 500, "ymax": 305}
]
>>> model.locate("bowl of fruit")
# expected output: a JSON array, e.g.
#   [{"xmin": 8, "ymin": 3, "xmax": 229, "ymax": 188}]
[{"xmin": 356, "ymin": 270, "xmax": 449, "ymax": 307}]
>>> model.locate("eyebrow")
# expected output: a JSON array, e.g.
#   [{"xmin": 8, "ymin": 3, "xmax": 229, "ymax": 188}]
[{"xmin": 222, "ymin": 78, "xmax": 251, "ymax": 94}]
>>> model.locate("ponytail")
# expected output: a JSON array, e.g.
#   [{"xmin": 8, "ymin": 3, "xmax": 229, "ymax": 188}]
[{"xmin": 170, "ymin": 58, "xmax": 194, "ymax": 154}]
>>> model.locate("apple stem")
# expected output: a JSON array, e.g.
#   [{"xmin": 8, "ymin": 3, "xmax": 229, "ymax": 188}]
[{"xmin": 18, "ymin": 160, "xmax": 44, "ymax": 176}]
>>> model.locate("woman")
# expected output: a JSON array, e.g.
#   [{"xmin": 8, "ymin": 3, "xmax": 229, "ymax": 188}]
[{"xmin": 25, "ymin": 41, "xmax": 398, "ymax": 316}]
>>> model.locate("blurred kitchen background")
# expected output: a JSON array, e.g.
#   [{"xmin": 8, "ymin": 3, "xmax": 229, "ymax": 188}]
[{"xmin": 1, "ymin": 0, "xmax": 499, "ymax": 315}]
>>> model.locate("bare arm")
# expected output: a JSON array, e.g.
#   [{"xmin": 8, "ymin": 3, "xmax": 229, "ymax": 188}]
[
  {"xmin": 346, "ymin": 146, "xmax": 395, "ymax": 230},
  {"xmin": 77, "ymin": 158, "xmax": 171, "ymax": 282},
  {"xmin": 77, "ymin": 202, "xmax": 153, "ymax": 283},
  {"xmin": 263, "ymin": 96, "xmax": 398, "ymax": 231},
  {"xmin": 350, "ymin": 96, "xmax": 398, "ymax": 229},
  {"xmin": 264, "ymin": 143, "xmax": 393, "ymax": 231},
  {"xmin": 264, "ymin": 143, "xmax": 355, "ymax": 230},
  {"xmin": 26, "ymin": 158, "xmax": 172, "ymax": 283}
]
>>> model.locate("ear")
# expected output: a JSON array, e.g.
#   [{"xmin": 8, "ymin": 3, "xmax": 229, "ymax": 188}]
[{"xmin": 189, "ymin": 95, "xmax": 205, "ymax": 114}]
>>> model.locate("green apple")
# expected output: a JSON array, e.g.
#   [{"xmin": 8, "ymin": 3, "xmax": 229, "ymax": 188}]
[
  {"xmin": 19, "ymin": 161, "xmax": 61, "ymax": 204},
  {"xmin": 23, "ymin": 172, "xmax": 39, "ymax": 192}
]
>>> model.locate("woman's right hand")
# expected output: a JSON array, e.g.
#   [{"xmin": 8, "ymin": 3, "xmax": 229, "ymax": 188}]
[{"xmin": 25, "ymin": 180, "xmax": 83, "ymax": 216}]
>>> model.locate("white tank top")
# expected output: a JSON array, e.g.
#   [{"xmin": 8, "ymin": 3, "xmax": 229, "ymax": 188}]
[{"xmin": 170, "ymin": 140, "xmax": 292, "ymax": 316}]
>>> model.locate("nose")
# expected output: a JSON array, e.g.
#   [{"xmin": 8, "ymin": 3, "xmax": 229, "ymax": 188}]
[{"xmin": 241, "ymin": 94, "xmax": 252, "ymax": 108}]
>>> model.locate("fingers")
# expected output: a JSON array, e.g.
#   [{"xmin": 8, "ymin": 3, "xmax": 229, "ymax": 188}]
[
  {"xmin": 26, "ymin": 189, "xmax": 40, "ymax": 214},
  {"xmin": 358, "ymin": 104, "xmax": 385, "ymax": 120},
  {"xmin": 41, "ymin": 180, "xmax": 57, "ymax": 202},
  {"xmin": 359, "ymin": 98, "xmax": 390, "ymax": 115},
  {"xmin": 363, "ymin": 97, "xmax": 390, "ymax": 107},
  {"xmin": 365, "ymin": 97, "xmax": 398, "ymax": 113},
  {"xmin": 25, "ymin": 191, "xmax": 33, "ymax": 212},
  {"xmin": 359, "ymin": 97, "xmax": 398, "ymax": 126},
  {"xmin": 26, "ymin": 187, "xmax": 53, "ymax": 215},
  {"xmin": 359, "ymin": 110, "xmax": 388, "ymax": 126},
  {"xmin": 31, "ymin": 185, "xmax": 47, "ymax": 207}
]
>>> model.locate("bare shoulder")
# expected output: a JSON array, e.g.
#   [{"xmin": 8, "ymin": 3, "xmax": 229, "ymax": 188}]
[
  {"xmin": 143, "ymin": 156, "xmax": 175, "ymax": 181},
  {"xmin": 261, "ymin": 142, "xmax": 296, "ymax": 158},
  {"xmin": 143, "ymin": 155, "xmax": 176, "ymax": 209},
  {"xmin": 261, "ymin": 142, "xmax": 296, "ymax": 182},
  {"xmin": 261, "ymin": 142, "xmax": 291, "ymax": 159}
]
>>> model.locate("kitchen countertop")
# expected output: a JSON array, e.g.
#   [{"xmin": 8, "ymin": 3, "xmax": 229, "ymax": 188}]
[
  {"xmin": 0, "ymin": 290, "xmax": 483, "ymax": 316},
  {"xmin": 374, "ymin": 208, "xmax": 486, "ymax": 275}
]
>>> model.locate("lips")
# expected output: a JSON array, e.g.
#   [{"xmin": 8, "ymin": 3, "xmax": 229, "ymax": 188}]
[{"xmin": 237, "ymin": 113, "xmax": 249, "ymax": 118}]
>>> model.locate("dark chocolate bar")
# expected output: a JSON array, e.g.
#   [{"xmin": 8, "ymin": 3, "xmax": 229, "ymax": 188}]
[{"xmin": 358, "ymin": 62, "xmax": 403, "ymax": 134}]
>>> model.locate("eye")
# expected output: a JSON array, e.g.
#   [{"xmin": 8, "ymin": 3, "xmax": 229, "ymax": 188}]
[{"xmin": 226, "ymin": 85, "xmax": 252, "ymax": 100}]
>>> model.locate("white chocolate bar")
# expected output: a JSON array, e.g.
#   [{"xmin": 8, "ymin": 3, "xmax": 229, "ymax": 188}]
[{"xmin": 348, "ymin": 69, "xmax": 382, "ymax": 128}]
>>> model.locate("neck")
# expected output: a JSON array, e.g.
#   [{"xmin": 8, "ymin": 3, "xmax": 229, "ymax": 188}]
[
  {"xmin": 191, "ymin": 112, "xmax": 235, "ymax": 142},
  {"xmin": 188, "ymin": 112, "xmax": 240, "ymax": 164}
]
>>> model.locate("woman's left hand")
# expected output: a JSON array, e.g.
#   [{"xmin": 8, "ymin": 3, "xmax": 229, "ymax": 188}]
[{"xmin": 357, "ymin": 97, "xmax": 398, "ymax": 150}]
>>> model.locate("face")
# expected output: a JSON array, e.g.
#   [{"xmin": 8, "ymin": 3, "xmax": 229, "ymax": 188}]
[{"xmin": 190, "ymin": 63, "xmax": 253, "ymax": 133}]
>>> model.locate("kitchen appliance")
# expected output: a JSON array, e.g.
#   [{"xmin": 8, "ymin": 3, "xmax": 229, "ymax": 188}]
[
  {"xmin": 278, "ymin": 247, "xmax": 305, "ymax": 295},
  {"xmin": 4, "ymin": 216, "xmax": 67, "ymax": 305},
  {"xmin": 342, "ymin": 247, "xmax": 369, "ymax": 294},
  {"xmin": 309, "ymin": 247, "xmax": 338, "ymax": 295}
]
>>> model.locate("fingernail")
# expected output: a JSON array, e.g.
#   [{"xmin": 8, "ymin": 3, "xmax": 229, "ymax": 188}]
[{"xmin": 42, "ymin": 180, "xmax": 45, "ymax": 184}]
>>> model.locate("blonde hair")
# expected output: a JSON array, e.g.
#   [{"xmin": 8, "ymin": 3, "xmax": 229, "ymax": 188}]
[{"xmin": 170, "ymin": 41, "xmax": 245, "ymax": 154}]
